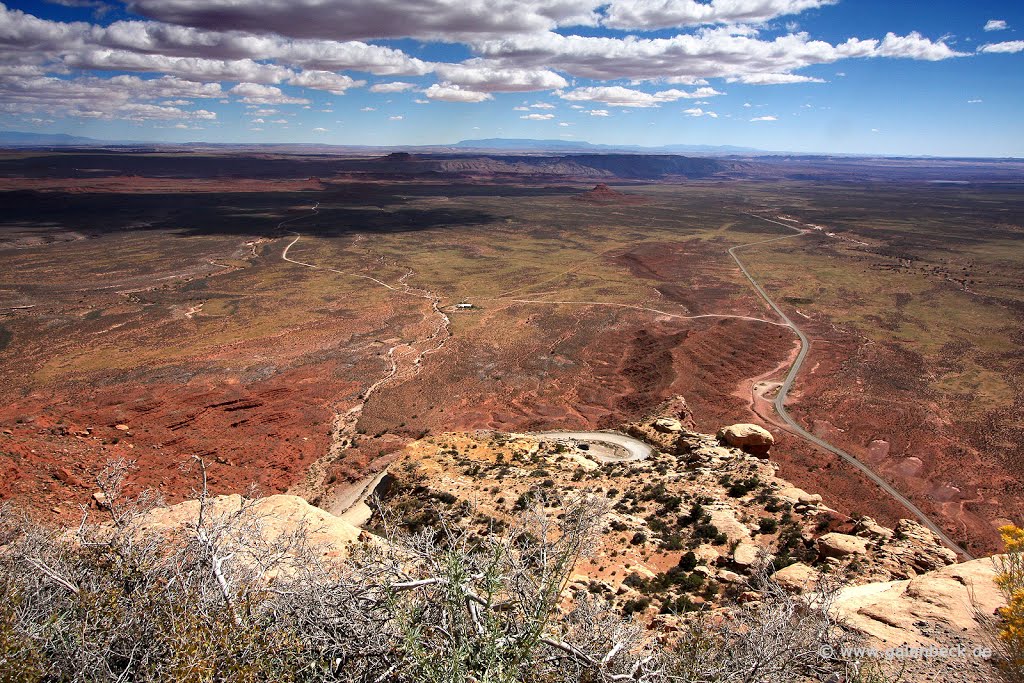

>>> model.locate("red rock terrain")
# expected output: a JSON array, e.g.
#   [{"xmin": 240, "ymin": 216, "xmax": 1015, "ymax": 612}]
[
  {"xmin": 572, "ymin": 184, "xmax": 647, "ymax": 204},
  {"xmin": 1, "ymin": 166, "xmax": 1018, "ymax": 559}
]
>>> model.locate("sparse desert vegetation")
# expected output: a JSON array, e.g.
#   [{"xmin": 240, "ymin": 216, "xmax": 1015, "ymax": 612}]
[
  {"xmin": 1, "ymin": 155, "xmax": 1021, "ymax": 556},
  {"xmin": 0, "ymin": 458, "xmax": 915, "ymax": 683},
  {"xmin": 0, "ymin": 151, "xmax": 1021, "ymax": 683},
  {"xmin": 3, "ymin": 0, "xmax": 1022, "ymax": 679}
]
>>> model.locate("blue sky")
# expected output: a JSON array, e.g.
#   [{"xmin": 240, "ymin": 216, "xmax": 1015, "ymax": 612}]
[{"xmin": 1, "ymin": 0, "xmax": 1022, "ymax": 155}]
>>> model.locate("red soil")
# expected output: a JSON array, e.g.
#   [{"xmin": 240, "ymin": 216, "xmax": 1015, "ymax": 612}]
[
  {"xmin": 0, "ymin": 364, "xmax": 352, "ymax": 517},
  {"xmin": 782, "ymin": 328, "xmax": 1011, "ymax": 555}
]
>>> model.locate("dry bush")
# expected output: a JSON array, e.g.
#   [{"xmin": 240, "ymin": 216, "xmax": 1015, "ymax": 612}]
[
  {"xmin": 0, "ymin": 461, "xmax": 896, "ymax": 683},
  {"xmin": 662, "ymin": 556, "xmax": 893, "ymax": 683}
]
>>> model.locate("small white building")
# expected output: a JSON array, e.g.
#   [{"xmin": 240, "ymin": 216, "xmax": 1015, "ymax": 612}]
[{"xmin": 455, "ymin": 303, "xmax": 474, "ymax": 309}]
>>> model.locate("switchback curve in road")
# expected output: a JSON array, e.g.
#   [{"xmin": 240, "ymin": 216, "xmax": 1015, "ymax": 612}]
[
  {"xmin": 514, "ymin": 430, "xmax": 654, "ymax": 463},
  {"xmin": 731, "ymin": 214, "xmax": 973, "ymax": 560}
]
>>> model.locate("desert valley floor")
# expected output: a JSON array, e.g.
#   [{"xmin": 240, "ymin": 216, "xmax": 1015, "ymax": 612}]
[{"xmin": 1, "ymin": 152, "xmax": 1022, "ymax": 556}]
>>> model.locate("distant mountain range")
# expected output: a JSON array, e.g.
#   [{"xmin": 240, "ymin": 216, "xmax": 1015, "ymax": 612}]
[
  {"xmin": 451, "ymin": 138, "xmax": 766, "ymax": 155},
  {"xmin": 0, "ymin": 130, "xmax": 766, "ymax": 156},
  {"xmin": 2, "ymin": 131, "xmax": 1017, "ymax": 162},
  {"xmin": 0, "ymin": 131, "xmax": 140, "ymax": 146}
]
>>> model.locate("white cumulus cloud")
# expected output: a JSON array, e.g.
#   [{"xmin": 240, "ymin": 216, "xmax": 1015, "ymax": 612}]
[
  {"xmin": 424, "ymin": 83, "xmax": 494, "ymax": 102},
  {"xmin": 602, "ymin": 0, "xmax": 839, "ymax": 31},
  {"xmin": 287, "ymin": 70, "xmax": 363, "ymax": 94},
  {"xmin": 978, "ymin": 41, "xmax": 1024, "ymax": 54},
  {"xmin": 560, "ymin": 85, "xmax": 722, "ymax": 107},
  {"xmin": 433, "ymin": 62, "xmax": 568, "ymax": 92},
  {"xmin": 230, "ymin": 82, "xmax": 308, "ymax": 104},
  {"xmin": 370, "ymin": 81, "xmax": 414, "ymax": 92},
  {"xmin": 683, "ymin": 107, "xmax": 718, "ymax": 118}
]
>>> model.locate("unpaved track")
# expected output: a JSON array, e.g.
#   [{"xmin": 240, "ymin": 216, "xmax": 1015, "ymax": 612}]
[
  {"xmin": 279, "ymin": 202, "xmax": 451, "ymax": 378},
  {"xmin": 277, "ymin": 202, "xmax": 972, "ymax": 558},
  {"xmin": 502, "ymin": 298, "xmax": 790, "ymax": 328},
  {"xmin": 733, "ymin": 214, "xmax": 973, "ymax": 560},
  {"xmin": 279, "ymin": 203, "xmax": 451, "ymax": 502}
]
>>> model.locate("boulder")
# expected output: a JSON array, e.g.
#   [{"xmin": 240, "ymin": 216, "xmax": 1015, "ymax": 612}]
[
  {"xmin": 54, "ymin": 467, "xmax": 80, "ymax": 486},
  {"xmin": 774, "ymin": 486, "xmax": 812, "ymax": 504},
  {"xmin": 818, "ymin": 532, "xmax": 870, "ymax": 558},
  {"xmin": 738, "ymin": 591, "xmax": 762, "ymax": 604},
  {"xmin": 716, "ymin": 424, "xmax": 774, "ymax": 456},
  {"xmin": 717, "ymin": 570, "xmax": 743, "ymax": 584},
  {"xmin": 732, "ymin": 542, "xmax": 761, "ymax": 568},
  {"xmin": 854, "ymin": 516, "xmax": 894, "ymax": 540},
  {"xmin": 653, "ymin": 417, "xmax": 683, "ymax": 434},
  {"xmin": 772, "ymin": 562, "xmax": 819, "ymax": 591}
]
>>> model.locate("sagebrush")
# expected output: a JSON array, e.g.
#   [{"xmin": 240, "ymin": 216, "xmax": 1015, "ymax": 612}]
[{"xmin": 0, "ymin": 460, "xmax": 891, "ymax": 682}]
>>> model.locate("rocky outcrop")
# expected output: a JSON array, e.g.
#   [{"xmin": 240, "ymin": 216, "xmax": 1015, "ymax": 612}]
[
  {"xmin": 140, "ymin": 494, "xmax": 363, "ymax": 563},
  {"xmin": 572, "ymin": 184, "xmax": 647, "ymax": 204},
  {"xmin": 709, "ymin": 507, "xmax": 752, "ymax": 544},
  {"xmin": 818, "ymin": 532, "xmax": 871, "ymax": 558},
  {"xmin": 716, "ymin": 423, "xmax": 774, "ymax": 456},
  {"xmin": 772, "ymin": 562, "xmax": 819, "ymax": 591},
  {"xmin": 835, "ymin": 558, "xmax": 1000, "ymax": 644},
  {"xmin": 833, "ymin": 558, "xmax": 1002, "ymax": 682},
  {"xmin": 625, "ymin": 396, "xmax": 698, "ymax": 451},
  {"xmin": 382, "ymin": 401, "xmax": 982, "ymax": 655},
  {"xmin": 869, "ymin": 520, "xmax": 960, "ymax": 579}
]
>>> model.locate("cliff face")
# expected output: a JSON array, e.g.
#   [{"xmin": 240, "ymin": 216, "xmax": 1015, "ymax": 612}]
[
  {"xmin": 131, "ymin": 395, "xmax": 1002, "ymax": 682},
  {"xmin": 833, "ymin": 558, "xmax": 1001, "ymax": 682},
  {"xmin": 355, "ymin": 153, "xmax": 737, "ymax": 179}
]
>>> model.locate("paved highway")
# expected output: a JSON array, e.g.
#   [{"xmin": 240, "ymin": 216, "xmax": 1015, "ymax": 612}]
[{"xmin": 731, "ymin": 214, "xmax": 973, "ymax": 560}]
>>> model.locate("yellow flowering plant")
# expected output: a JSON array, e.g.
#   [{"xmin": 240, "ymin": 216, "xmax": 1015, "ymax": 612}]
[{"xmin": 994, "ymin": 525, "xmax": 1024, "ymax": 679}]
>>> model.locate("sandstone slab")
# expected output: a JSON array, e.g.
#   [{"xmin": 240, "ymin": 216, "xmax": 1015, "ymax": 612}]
[{"xmin": 653, "ymin": 417, "xmax": 684, "ymax": 434}]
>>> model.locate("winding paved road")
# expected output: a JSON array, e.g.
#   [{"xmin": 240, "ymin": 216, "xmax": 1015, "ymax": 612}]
[
  {"xmin": 276, "ymin": 202, "xmax": 971, "ymax": 558},
  {"xmin": 732, "ymin": 214, "xmax": 973, "ymax": 560},
  {"xmin": 518, "ymin": 431, "xmax": 654, "ymax": 463}
]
